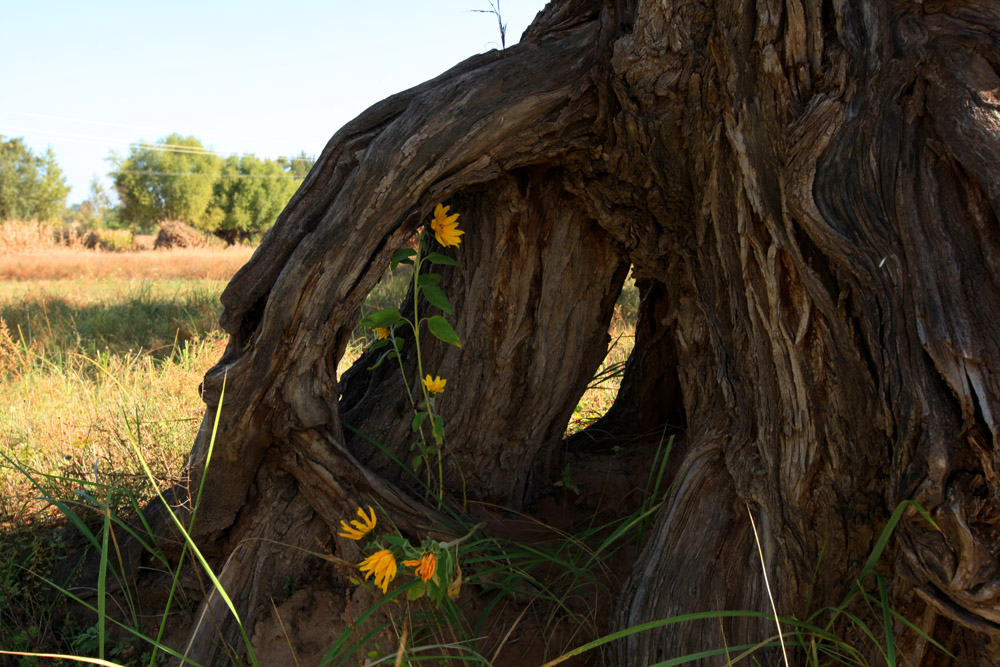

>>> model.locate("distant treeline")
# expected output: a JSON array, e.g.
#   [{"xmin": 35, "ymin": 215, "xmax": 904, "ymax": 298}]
[{"xmin": 0, "ymin": 133, "xmax": 315, "ymax": 243}]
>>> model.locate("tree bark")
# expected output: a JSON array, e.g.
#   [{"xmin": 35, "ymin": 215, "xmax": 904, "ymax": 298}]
[{"xmin": 152, "ymin": 1, "xmax": 1000, "ymax": 664}]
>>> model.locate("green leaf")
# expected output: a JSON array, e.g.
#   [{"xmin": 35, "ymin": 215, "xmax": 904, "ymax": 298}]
[
  {"xmin": 382, "ymin": 534, "xmax": 409, "ymax": 549},
  {"xmin": 421, "ymin": 285, "xmax": 452, "ymax": 314},
  {"xmin": 390, "ymin": 248, "xmax": 417, "ymax": 264},
  {"xmin": 412, "ymin": 455, "xmax": 423, "ymax": 471},
  {"xmin": 412, "ymin": 411, "xmax": 429, "ymax": 432},
  {"xmin": 394, "ymin": 337, "xmax": 405, "ymax": 352},
  {"xmin": 427, "ymin": 315, "xmax": 461, "ymax": 347},
  {"xmin": 560, "ymin": 463, "xmax": 581, "ymax": 494},
  {"xmin": 417, "ymin": 273, "xmax": 441, "ymax": 286},
  {"xmin": 406, "ymin": 582, "xmax": 426, "ymax": 601},
  {"xmin": 390, "ymin": 248, "xmax": 417, "ymax": 271},
  {"xmin": 370, "ymin": 339, "xmax": 390, "ymax": 351},
  {"xmin": 360, "ymin": 308, "xmax": 402, "ymax": 328},
  {"xmin": 367, "ymin": 349, "xmax": 398, "ymax": 370},
  {"xmin": 432, "ymin": 415, "xmax": 445, "ymax": 441},
  {"xmin": 425, "ymin": 252, "xmax": 460, "ymax": 267}
]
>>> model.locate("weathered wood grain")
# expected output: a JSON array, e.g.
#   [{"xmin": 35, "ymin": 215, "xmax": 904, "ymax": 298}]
[{"xmin": 153, "ymin": 1, "xmax": 1000, "ymax": 663}]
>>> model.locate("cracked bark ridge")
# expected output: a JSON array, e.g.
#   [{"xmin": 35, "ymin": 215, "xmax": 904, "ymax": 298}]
[{"xmin": 162, "ymin": 1, "xmax": 1000, "ymax": 664}]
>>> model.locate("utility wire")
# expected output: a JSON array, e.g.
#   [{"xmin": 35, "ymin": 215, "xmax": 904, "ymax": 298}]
[
  {"xmin": 115, "ymin": 169, "xmax": 306, "ymax": 179},
  {"xmin": 0, "ymin": 108, "xmax": 300, "ymax": 147},
  {"xmin": 1, "ymin": 126, "xmax": 314, "ymax": 161}
]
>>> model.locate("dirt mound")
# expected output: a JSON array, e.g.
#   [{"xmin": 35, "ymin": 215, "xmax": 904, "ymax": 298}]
[{"xmin": 154, "ymin": 221, "xmax": 207, "ymax": 249}]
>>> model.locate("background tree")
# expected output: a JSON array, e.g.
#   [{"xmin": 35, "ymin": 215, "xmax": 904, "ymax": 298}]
[
  {"xmin": 107, "ymin": 1, "xmax": 1000, "ymax": 664},
  {"xmin": 0, "ymin": 135, "xmax": 69, "ymax": 220},
  {"xmin": 206, "ymin": 154, "xmax": 303, "ymax": 243},
  {"xmin": 277, "ymin": 150, "xmax": 315, "ymax": 181},
  {"xmin": 68, "ymin": 176, "xmax": 116, "ymax": 228},
  {"xmin": 109, "ymin": 134, "xmax": 221, "ymax": 232}
]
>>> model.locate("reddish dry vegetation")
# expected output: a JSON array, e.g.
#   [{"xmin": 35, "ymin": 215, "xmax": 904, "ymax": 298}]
[
  {"xmin": 0, "ymin": 219, "xmax": 255, "ymax": 281},
  {"xmin": 0, "ymin": 247, "xmax": 255, "ymax": 281}
]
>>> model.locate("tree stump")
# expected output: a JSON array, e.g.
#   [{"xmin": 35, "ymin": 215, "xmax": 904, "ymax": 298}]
[{"xmin": 141, "ymin": 1, "xmax": 1000, "ymax": 664}]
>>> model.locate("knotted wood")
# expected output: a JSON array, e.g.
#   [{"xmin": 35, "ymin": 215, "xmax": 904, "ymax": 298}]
[{"xmin": 160, "ymin": 1, "xmax": 1000, "ymax": 663}]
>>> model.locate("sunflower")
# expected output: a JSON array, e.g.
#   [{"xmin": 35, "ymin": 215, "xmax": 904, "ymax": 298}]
[
  {"xmin": 359, "ymin": 549, "xmax": 397, "ymax": 593},
  {"xmin": 430, "ymin": 203, "xmax": 464, "ymax": 247},
  {"xmin": 338, "ymin": 506, "xmax": 376, "ymax": 541}
]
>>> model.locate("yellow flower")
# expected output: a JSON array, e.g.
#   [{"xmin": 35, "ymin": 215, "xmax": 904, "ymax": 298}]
[
  {"xmin": 402, "ymin": 552, "xmax": 436, "ymax": 583},
  {"xmin": 359, "ymin": 549, "xmax": 397, "ymax": 593},
  {"xmin": 338, "ymin": 506, "xmax": 376, "ymax": 541},
  {"xmin": 422, "ymin": 375, "xmax": 446, "ymax": 394},
  {"xmin": 431, "ymin": 203, "xmax": 464, "ymax": 247},
  {"xmin": 374, "ymin": 327, "xmax": 390, "ymax": 340}
]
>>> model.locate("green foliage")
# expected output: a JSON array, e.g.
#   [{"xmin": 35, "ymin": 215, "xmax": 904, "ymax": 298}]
[
  {"xmin": 109, "ymin": 134, "xmax": 313, "ymax": 238},
  {"xmin": 360, "ymin": 209, "xmax": 465, "ymax": 503},
  {"xmin": 69, "ymin": 177, "xmax": 118, "ymax": 229},
  {"xmin": 0, "ymin": 135, "xmax": 70, "ymax": 221},
  {"xmin": 277, "ymin": 150, "xmax": 315, "ymax": 180},
  {"xmin": 206, "ymin": 154, "xmax": 300, "ymax": 243},
  {"xmin": 109, "ymin": 134, "xmax": 221, "ymax": 232},
  {"xmin": 85, "ymin": 228, "xmax": 134, "ymax": 252}
]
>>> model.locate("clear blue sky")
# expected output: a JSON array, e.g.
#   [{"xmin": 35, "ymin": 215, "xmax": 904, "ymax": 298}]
[{"xmin": 1, "ymin": 1, "xmax": 547, "ymax": 204}]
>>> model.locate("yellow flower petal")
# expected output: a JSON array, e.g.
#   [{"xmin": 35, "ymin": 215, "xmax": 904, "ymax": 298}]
[
  {"xmin": 338, "ymin": 505, "xmax": 376, "ymax": 540},
  {"xmin": 402, "ymin": 552, "xmax": 436, "ymax": 583},
  {"xmin": 359, "ymin": 549, "xmax": 397, "ymax": 593},
  {"xmin": 422, "ymin": 375, "xmax": 446, "ymax": 394},
  {"xmin": 374, "ymin": 327, "xmax": 390, "ymax": 340},
  {"xmin": 431, "ymin": 203, "xmax": 464, "ymax": 247}
]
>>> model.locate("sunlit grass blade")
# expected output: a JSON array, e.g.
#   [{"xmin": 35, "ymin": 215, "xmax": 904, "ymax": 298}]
[
  {"xmin": 150, "ymin": 374, "xmax": 227, "ymax": 666},
  {"xmin": 538, "ymin": 609, "xmax": 792, "ymax": 666},
  {"xmin": 0, "ymin": 649, "xmax": 126, "ymax": 666},
  {"xmin": 136, "ymin": 377, "xmax": 261, "ymax": 666},
  {"xmin": 97, "ymin": 505, "xmax": 111, "ymax": 661},
  {"xmin": 746, "ymin": 502, "xmax": 789, "ymax": 666}
]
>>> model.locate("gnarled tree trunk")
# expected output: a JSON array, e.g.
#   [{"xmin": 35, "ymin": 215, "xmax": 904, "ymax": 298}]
[{"xmin": 141, "ymin": 1, "xmax": 1000, "ymax": 664}]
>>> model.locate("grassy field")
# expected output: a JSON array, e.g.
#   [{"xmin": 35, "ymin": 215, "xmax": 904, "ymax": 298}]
[
  {"xmin": 0, "ymin": 230, "xmax": 911, "ymax": 666},
  {"xmin": 0, "ymin": 233, "xmax": 639, "ymax": 663},
  {"xmin": 0, "ymin": 246, "xmax": 254, "ymax": 282},
  {"xmin": 1, "ymin": 278, "xmax": 229, "ymax": 525},
  {"xmin": 0, "ymin": 246, "xmax": 244, "ymax": 662},
  {"xmin": 0, "ymin": 246, "xmax": 636, "ymax": 525}
]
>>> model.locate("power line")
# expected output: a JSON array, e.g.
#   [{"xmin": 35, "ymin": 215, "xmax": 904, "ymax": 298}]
[
  {"xmin": 115, "ymin": 169, "xmax": 306, "ymax": 179},
  {"xmin": 1, "ymin": 126, "xmax": 315, "ymax": 162},
  {"xmin": 0, "ymin": 108, "xmax": 302, "ymax": 147}
]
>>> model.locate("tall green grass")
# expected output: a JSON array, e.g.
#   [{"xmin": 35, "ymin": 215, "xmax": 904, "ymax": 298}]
[{"xmin": 0, "ymin": 279, "xmax": 229, "ymax": 663}]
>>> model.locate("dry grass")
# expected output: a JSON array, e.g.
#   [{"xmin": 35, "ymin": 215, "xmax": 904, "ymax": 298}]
[
  {"xmin": 0, "ymin": 219, "xmax": 254, "ymax": 281},
  {"xmin": 0, "ymin": 280, "xmax": 229, "ymax": 528},
  {"xmin": 0, "ymin": 333, "xmax": 225, "ymax": 527},
  {"xmin": 567, "ymin": 277, "xmax": 637, "ymax": 434},
  {"xmin": 0, "ymin": 220, "xmax": 68, "ymax": 253},
  {"xmin": 0, "ymin": 246, "xmax": 255, "ymax": 281}
]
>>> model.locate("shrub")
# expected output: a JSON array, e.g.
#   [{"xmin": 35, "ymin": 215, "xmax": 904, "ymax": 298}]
[
  {"xmin": 0, "ymin": 220, "xmax": 58, "ymax": 253},
  {"xmin": 84, "ymin": 228, "xmax": 134, "ymax": 252}
]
